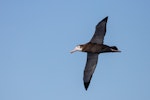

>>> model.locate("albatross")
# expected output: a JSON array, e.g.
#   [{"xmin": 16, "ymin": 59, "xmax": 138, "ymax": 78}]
[{"xmin": 70, "ymin": 16, "xmax": 121, "ymax": 90}]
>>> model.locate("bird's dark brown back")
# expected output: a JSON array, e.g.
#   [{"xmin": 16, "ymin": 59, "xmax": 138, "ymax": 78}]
[{"xmin": 81, "ymin": 42, "xmax": 109, "ymax": 53}]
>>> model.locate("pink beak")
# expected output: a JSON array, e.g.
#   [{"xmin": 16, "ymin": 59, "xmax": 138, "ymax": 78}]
[{"xmin": 70, "ymin": 49, "xmax": 77, "ymax": 53}]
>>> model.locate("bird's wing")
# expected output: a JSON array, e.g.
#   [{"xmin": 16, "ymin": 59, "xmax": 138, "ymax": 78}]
[
  {"xmin": 90, "ymin": 16, "xmax": 108, "ymax": 44},
  {"xmin": 83, "ymin": 53, "xmax": 98, "ymax": 90}
]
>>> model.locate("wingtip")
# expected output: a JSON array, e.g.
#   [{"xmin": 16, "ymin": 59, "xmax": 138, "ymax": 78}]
[
  {"xmin": 103, "ymin": 16, "xmax": 108, "ymax": 22},
  {"xmin": 96, "ymin": 16, "xmax": 108, "ymax": 28},
  {"xmin": 84, "ymin": 82, "xmax": 90, "ymax": 90}
]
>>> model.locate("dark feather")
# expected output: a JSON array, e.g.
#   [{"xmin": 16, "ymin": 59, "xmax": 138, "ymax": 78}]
[
  {"xmin": 90, "ymin": 16, "xmax": 108, "ymax": 44},
  {"xmin": 83, "ymin": 53, "xmax": 98, "ymax": 90}
]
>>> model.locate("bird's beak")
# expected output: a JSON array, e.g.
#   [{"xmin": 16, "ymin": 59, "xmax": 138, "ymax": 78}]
[{"xmin": 70, "ymin": 49, "xmax": 77, "ymax": 53}]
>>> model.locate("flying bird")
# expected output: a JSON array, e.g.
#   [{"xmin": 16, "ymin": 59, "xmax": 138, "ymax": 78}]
[{"xmin": 70, "ymin": 16, "xmax": 121, "ymax": 90}]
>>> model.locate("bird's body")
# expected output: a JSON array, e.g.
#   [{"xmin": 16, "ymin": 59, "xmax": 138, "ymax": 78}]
[
  {"xmin": 70, "ymin": 16, "xmax": 120, "ymax": 90},
  {"xmin": 80, "ymin": 42, "xmax": 118, "ymax": 54}
]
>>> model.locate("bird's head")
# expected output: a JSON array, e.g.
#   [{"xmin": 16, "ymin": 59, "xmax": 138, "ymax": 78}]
[{"xmin": 70, "ymin": 45, "xmax": 83, "ymax": 53}]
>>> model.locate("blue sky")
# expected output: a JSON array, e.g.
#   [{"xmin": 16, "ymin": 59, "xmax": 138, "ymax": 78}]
[{"xmin": 0, "ymin": 0, "xmax": 150, "ymax": 100}]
